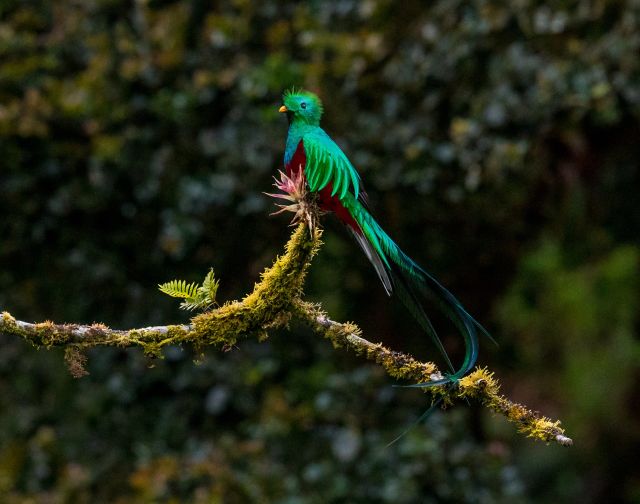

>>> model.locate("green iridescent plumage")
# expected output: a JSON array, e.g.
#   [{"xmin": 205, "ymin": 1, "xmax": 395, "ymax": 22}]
[
  {"xmin": 282, "ymin": 90, "xmax": 361, "ymax": 200},
  {"xmin": 280, "ymin": 88, "xmax": 491, "ymax": 385},
  {"xmin": 304, "ymin": 134, "xmax": 361, "ymax": 200}
]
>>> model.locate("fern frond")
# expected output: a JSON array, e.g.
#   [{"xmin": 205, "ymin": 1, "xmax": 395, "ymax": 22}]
[
  {"xmin": 180, "ymin": 298, "xmax": 208, "ymax": 311},
  {"xmin": 159, "ymin": 269, "xmax": 219, "ymax": 312},
  {"xmin": 158, "ymin": 280, "xmax": 199, "ymax": 300},
  {"xmin": 200, "ymin": 268, "xmax": 219, "ymax": 303}
]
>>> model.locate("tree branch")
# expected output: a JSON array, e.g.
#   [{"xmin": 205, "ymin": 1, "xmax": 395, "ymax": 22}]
[{"xmin": 0, "ymin": 222, "xmax": 572, "ymax": 446}]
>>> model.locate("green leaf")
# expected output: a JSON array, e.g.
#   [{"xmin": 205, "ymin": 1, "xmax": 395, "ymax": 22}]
[{"xmin": 158, "ymin": 280, "xmax": 199, "ymax": 300}]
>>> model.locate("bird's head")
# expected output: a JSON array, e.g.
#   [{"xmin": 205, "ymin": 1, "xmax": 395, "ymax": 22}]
[{"xmin": 279, "ymin": 88, "xmax": 323, "ymax": 126}]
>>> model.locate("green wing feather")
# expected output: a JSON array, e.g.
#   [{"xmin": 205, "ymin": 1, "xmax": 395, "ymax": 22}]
[{"xmin": 302, "ymin": 129, "xmax": 361, "ymax": 200}]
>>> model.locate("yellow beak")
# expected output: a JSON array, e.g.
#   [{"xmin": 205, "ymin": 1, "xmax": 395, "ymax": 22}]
[{"xmin": 278, "ymin": 105, "xmax": 288, "ymax": 113}]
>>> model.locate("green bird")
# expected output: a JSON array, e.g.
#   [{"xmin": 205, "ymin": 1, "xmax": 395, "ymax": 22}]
[{"xmin": 278, "ymin": 88, "xmax": 492, "ymax": 386}]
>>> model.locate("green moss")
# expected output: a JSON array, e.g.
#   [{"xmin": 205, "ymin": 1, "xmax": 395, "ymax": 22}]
[
  {"xmin": 191, "ymin": 223, "xmax": 320, "ymax": 348},
  {"xmin": 1, "ymin": 312, "xmax": 27, "ymax": 339},
  {"xmin": 0, "ymin": 313, "xmax": 75, "ymax": 348},
  {"xmin": 141, "ymin": 343, "xmax": 165, "ymax": 360},
  {"xmin": 458, "ymin": 368, "xmax": 500, "ymax": 399},
  {"xmin": 456, "ymin": 368, "xmax": 569, "ymax": 444}
]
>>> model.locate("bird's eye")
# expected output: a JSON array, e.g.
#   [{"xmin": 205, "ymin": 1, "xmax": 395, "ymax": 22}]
[{"xmin": 300, "ymin": 102, "xmax": 307, "ymax": 109}]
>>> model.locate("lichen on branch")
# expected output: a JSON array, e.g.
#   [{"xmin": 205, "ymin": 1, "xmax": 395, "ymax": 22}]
[{"xmin": 0, "ymin": 221, "xmax": 572, "ymax": 446}]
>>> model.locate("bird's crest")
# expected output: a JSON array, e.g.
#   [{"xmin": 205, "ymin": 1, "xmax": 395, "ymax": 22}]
[{"xmin": 282, "ymin": 88, "xmax": 324, "ymax": 124}]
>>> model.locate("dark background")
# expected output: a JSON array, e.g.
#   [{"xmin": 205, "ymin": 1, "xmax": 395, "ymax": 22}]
[{"xmin": 1, "ymin": 1, "xmax": 639, "ymax": 502}]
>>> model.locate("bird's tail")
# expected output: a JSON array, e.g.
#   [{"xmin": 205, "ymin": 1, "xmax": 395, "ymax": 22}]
[{"xmin": 343, "ymin": 196, "xmax": 488, "ymax": 386}]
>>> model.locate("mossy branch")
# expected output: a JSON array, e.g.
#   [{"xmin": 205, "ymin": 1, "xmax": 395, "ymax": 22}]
[
  {"xmin": 0, "ymin": 222, "xmax": 572, "ymax": 446},
  {"xmin": 294, "ymin": 300, "xmax": 572, "ymax": 445}
]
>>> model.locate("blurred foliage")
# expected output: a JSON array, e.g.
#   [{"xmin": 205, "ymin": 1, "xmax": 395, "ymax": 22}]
[
  {"xmin": 0, "ymin": 337, "xmax": 526, "ymax": 503},
  {"xmin": 497, "ymin": 239, "xmax": 640, "ymax": 502},
  {"xmin": 1, "ymin": 0, "xmax": 639, "ymax": 502}
]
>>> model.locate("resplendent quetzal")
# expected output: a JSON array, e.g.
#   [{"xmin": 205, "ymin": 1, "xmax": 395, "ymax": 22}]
[{"xmin": 279, "ymin": 88, "xmax": 492, "ymax": 385}]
